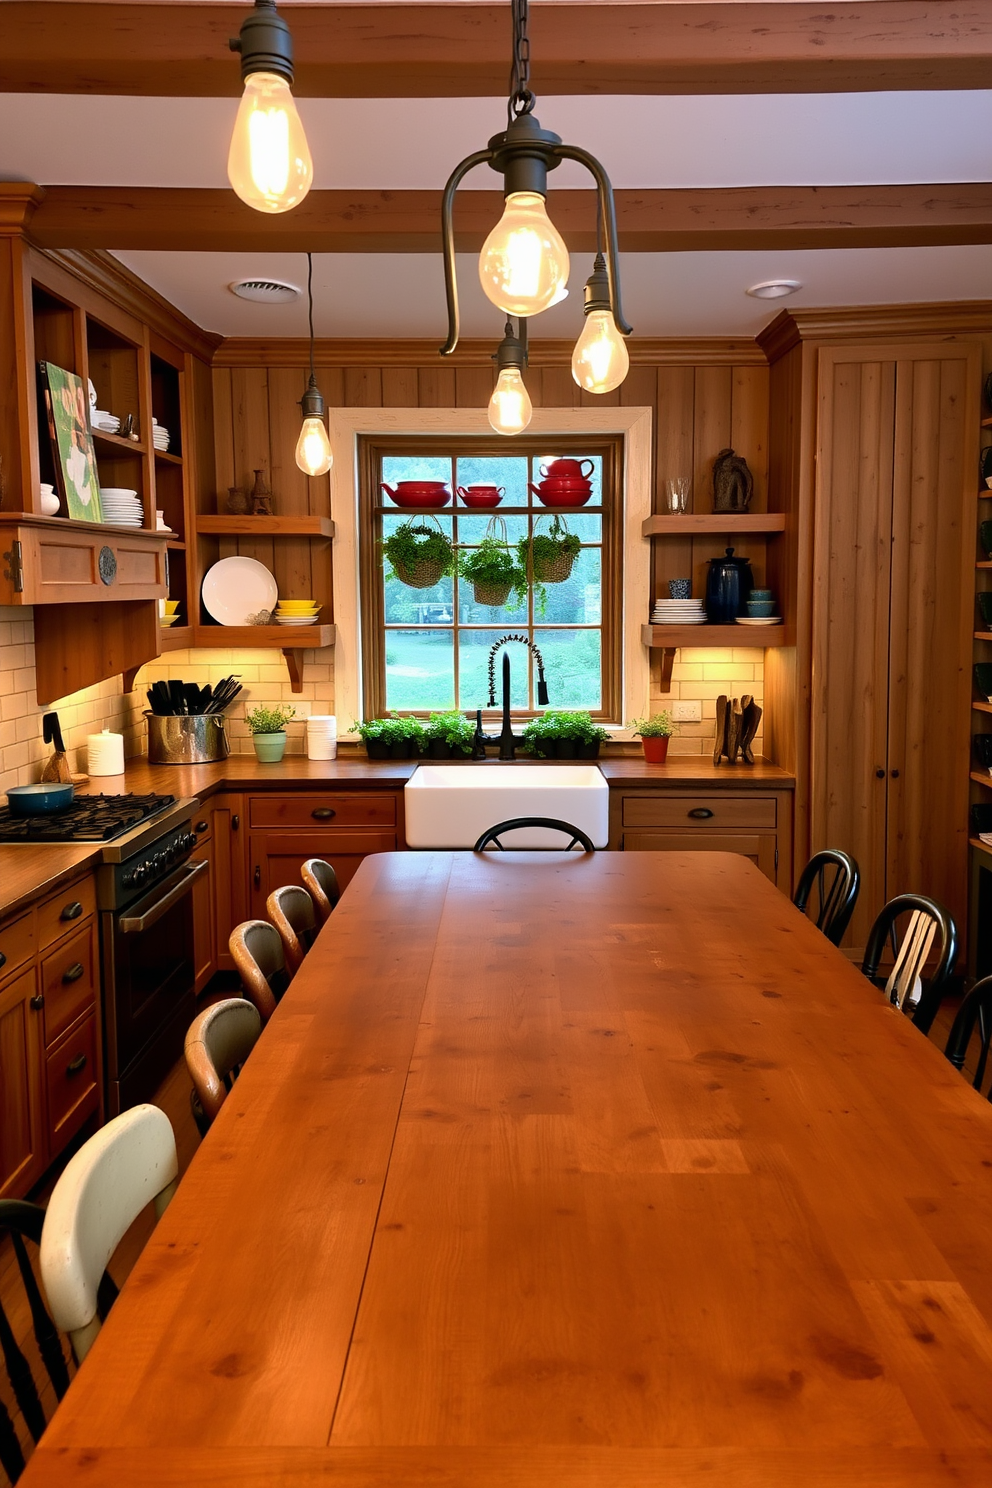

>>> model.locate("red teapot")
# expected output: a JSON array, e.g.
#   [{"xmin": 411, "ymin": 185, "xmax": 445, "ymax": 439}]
[
  {"xmin": 457, "ymin": 485, "xmax": 504, "ymax": 508},
  {"xmin": 380, "ymin": 481, "xmax": 451, "ymax": 509},
  {"xmin": 540, "ymin": 458, "xmax": 594, "ymax": 481}
]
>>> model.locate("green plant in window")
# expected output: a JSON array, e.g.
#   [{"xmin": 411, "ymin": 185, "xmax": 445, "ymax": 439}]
[
  {"xmin": 381, "ymin": 520, "xmax": 456, "ymax": 590},
  {"xmin": 515, "ymin": 515, "xmax": 582, "ymax": 614},
  {"xmin": 458, "ymin": 536, "xmax": 528, "ymax": 608},
  {"xmin": 627, "ymin": 712, "xmax": 678, "ymax": 738},
  {"xmin": 424, "ymin": 711, "xmax": 475, "ymax": 757},
  {"xmin": 521, "ymin": 710, "xmax": 607, "ymax": 758},
  {"xmin": 244, "ymin": 704, "xmax": 295, "ymax": 735}
]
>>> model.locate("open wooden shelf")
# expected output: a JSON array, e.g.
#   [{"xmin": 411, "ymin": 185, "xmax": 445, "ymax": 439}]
[
  {"xmin": 970, "ymin": 835, "xmax": 992, "ymax": 852},
  {"xmin": 158, "ymin": 624, "xmax": 194, "ymax": 652},
  {"xmin": 165, "ymin": 539, "xmax": 185, "ymax": 551},
  {"xmin": 982, "ymin": 417, "xmax": 992, "ymax": 428},
  {"xmin": 196, "ymin": 515, "xmax": 335, "ymax": 538},
  {"xmin": 641, "ymin": 513, "xmax": 786, "ymax": 538},
  {"xmin": 973, "ymin": 699, "xmax": 992, "ymax": 713},
  {"xmin": 970, "ymin": 772, "xmax": 992, "ymax": 788},
  {"xmin": 154, "ymin": 449, "xmax": 182, "ymax": 466},
  {"xmin": 975, "ymin": 631, "xmax": 992, "ymax": 641},
  {"xmin": 192, "ymin": 623, "xmax": 334, "ymax": 648},
  {"xmin": 642, "ymin": 623, "xmax": 786, "ymax": 648},
  {"xmin": 976, "ymin": 561, "xmax": 992, "ymax": 569},
  {"xmin": 92, "ymin": 428, "xmax": 146, "ymax": 455}
]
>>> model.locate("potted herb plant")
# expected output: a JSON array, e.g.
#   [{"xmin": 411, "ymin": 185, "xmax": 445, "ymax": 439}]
[
  {"xmin": 245, "ymin": 704, "xmax": 295, "ymax": 763},
  {"xmin": 382, "ymin": 518, "xmax": 456, "ymax": 590},
  {"xmin": 516, "ymin": 515, "xmax": 581, "ymax": 586},
  {"xmin": 381, "ymin": 714, "xmax": 426, "ymax": 759},
  {"xmin": 353, "ymin": 717, "xmax": 391, "ymax": 759},
  {"xmin": 424, "ymin": 711, "xmax": 475, "ymax": 759},
  {"xmin": 628, "ymin": 712, "xmax": 679, "ymax": 764},
  {"xmin": 522, "ymin": 710, "xmax": 609, "ymax": 760},
  {"xmin": 458, "ymin": 522, "xmax": 528, "ymax": 608}
]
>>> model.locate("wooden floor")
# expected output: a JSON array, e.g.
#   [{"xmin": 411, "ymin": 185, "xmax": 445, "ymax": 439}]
[{"xmin": 0, "ymin": 974, "xmax": 978, "ymax": 1481}]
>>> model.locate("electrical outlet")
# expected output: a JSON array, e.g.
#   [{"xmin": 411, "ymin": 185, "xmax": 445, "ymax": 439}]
[{"xmin": 672, "ymin": 700, "xmax": 702, "ymax": 722}]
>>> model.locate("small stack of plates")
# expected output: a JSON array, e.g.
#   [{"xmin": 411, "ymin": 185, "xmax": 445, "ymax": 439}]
[
  {"xmin": 92, "ymin": 411, "xmax": 120, "ymax": 434},
  {"xmin": 100, "ymin": 487, "xmax": 143, "ymax": 526},
  {"xmin": 651, "ymin": 598, "xmax": 706, "ymax": 626},
  {"xmin": 736, "ymin": 615, "xmax": 783, "ymax": 627},
  {"xmin": 152, "ymin": 418, "xmax": 170, "ymax": 453},
  {"xmin": 159, "ymin": 599, "xmax": 180, "ymax": 627},
  {"xmin": 275, "ymin": 599, "xmax": 320, "ymax": 627}
]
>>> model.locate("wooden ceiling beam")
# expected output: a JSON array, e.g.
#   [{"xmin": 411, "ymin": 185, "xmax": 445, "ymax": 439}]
[
  {"xmin": 3, "ymin": 2, "xmax": 992, "ymax": 97},
  {"xmin": 25, "ymin": 183, "xmax": 992, "ymax": 254}
]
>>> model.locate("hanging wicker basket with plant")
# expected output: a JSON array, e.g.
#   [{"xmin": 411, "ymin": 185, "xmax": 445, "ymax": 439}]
[
  {"xmin": 516, "ymin": 513, "xmax": 582, "ymax": 586},
  {"xmin": 458, "ymin": 517, "xmax": 528, "ymax": 608},
  {"xmin": 382, "ymin": 516, "xmax": 456, "ymax": 590}
]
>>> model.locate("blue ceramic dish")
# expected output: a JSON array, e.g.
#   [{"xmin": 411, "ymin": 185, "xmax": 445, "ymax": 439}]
[
  {"xmin": 6, "ymin": 783, "xmax": 75, "ymax": 817},
  {"xmin": 747, "ymin": 600, "xmax": 775, "ymax": 617}
]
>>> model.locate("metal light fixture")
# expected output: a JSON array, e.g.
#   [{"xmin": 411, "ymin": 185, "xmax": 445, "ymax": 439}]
[
  {"xmin": 228, "ymin": 0, "xmax": 313, "ymax": 214},
  {"xmin": 439, "ymin": 0, "xmax": 631, "ymax": 360},
  {"xmin": 488, "ymin": 320, "xmax": 533, "ymax": 436},
  {"xmin": 295, "ymin": 255, "xmax": 333, "ymax": 477},
  {"xmin": 571, "ymin": 252, "xmax": 630, "ymax": 394}
]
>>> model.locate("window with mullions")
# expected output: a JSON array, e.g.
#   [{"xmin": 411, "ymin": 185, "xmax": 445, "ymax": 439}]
[{"xmin": 359, "ymin": 437, "xmax": 622, "ymax": 720}]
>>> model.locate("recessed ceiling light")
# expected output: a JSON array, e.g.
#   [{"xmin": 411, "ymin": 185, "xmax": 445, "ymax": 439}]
[
  {"xmin": 229, "ymin": 278, "xmax": 301, "ymax": 304},
  {"xmin": 746, "ymin": 280, "xmax": 802, "ymax": 300}
]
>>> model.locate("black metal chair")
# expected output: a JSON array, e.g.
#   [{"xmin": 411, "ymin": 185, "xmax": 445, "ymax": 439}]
[
  {"xmin": 793, "ymin": 849, "xmax": 860, "ymax": 946},
  {"xmin": 474, "ymin": 817, "xmax": 596, "ymax": 853},
  {"xmin": 0, "ymin": 1199, "xmax": 113, "ymax": 1483},
  {"xmin": 861, "ymin": 893, "xmax": 958, "ymax": 1034},
  {"xmin": 944, "ymin": 976, "xmax": 992, "ymax": 1099}
]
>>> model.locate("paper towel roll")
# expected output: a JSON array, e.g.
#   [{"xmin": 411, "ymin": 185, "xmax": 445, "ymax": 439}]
[{"xmin": 88, "ymin": 729, "xmax": 125, "ymax": 776}]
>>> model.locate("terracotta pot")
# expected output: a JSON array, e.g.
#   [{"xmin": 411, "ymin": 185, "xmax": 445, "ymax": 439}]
[{"xmin": 641, "ymin": 735, "xmax": 670, "ymax": 764}]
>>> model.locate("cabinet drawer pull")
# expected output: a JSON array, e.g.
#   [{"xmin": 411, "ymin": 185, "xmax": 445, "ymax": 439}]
[
  {"xmin": 254, "ymin": 866, "xmax": 261, "ymax": 888},
  {"xmin": 232, "ymin": 814, "xmax": 240, "ymax": 830},
  {"xmin": 876, "ymin": 768, "xmax": 886, "ymax": 779},
  {"xmin": 30, "ymin": 994, "xmax": 44, "ymax": 1011},
  {"xmin": 0, "ymin": 951, "xmax": 5, "ymax": 970},
  {"xmin": 195, "ymin": 819, "xmax": 209, "ymax": 834},
  {"xmin": 66, "ymin": 1053, "xmax": 87, "ymax": 1078},
  {"xmin": 687, "ymin": 808, "xmax": 714, "ymax": 819},
  {"xmin": 60, "ymin": 901, "xmax": 83, "ymax": 922},
  {"xmin": 62, "ymin": 962, "xmax": 85, "ymax": 984},
  {"xmin": 311, "ymin": 808, "xmax": 336, "ymax": 820}
]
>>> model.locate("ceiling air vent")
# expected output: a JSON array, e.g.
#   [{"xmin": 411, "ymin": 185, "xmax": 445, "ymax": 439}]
[{"xmin": 228, "ymin": 278, "xmax": 301, "ymax": 304}]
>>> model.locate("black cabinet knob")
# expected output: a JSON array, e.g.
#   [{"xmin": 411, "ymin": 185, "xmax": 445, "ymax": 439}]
[
  {"xmin": 253, "ymin": 866, "xmax": 261, "ymax": 888},
  {"xmin": 62, "ymin": 962, "xmax": 85, "ymax": 984},
  {"xmin": 195, "ymin": 819, "xmax": 209, "ymax": 834},
  {"xmin": 232, "ymin": 814, "xmax": 240, "ymax": 830},
  {"xmin": 687, "ymin": 808, "xmax": 714, "ymax": 819},
  {"xmin": 60, "ymin": 901, "xmax": 83, "ymax": 921},
  {"xmin": 66, "ymin": 1053, "xmax": 87, "ymax": 1077},
  {"xmin": 30, "ymin": 994, "xmax": 44, "ymax": 1011},
  {"xmin": 0, "ymin": 951, "xmax": 6, "ymax": 970},
  {"xmin": 875, "ymin": 768, "xmax": 886, "ymax": 779},
  {"xmin": 891, "ymin": 768, "xmax": 900, "ymax": 779},
  {"xmin": 311, "ymin": 808, "xmax": 336, "ymax": 820}
]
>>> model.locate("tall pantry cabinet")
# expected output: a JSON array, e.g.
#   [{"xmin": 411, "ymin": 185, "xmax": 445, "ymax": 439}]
[{"xmin": 762, "ymin": 313, "xmax": 982, "ymax": 954}]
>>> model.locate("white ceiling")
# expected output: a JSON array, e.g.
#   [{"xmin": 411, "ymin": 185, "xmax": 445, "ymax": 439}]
[{"xmin": 2, "ymin": 88, "xmax": 990, "ymax": 337}]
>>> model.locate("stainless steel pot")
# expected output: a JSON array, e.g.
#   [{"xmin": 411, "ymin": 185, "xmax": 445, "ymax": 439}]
[{"xmin": 145, "ymin": 713, "xmax": 230, "ymax": 765}]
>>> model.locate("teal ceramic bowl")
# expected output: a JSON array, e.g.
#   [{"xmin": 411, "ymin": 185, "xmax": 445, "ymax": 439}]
[{"xmin": 746, "ymin": 599, "xmax": 775, "ymax": 617}]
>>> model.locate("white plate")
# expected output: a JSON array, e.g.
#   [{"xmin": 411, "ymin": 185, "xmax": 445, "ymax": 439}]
[
  {"xmin": 736, "ymin": 616, "xmax": 782, "ymax": 626},
  {"xmin": 276, "ymin": 616, "xmax": 318, "ymax": 626},
  {"xmin": 653, "ymin": 616, "xmax": 708, "ymax": 626},
  {"xmin": 202, "ymin": 556, "xmax": 278, "ymax": 626},
  {"xmin": 100, "ymin": 487, "xmax": 139, "ymax": 497}
]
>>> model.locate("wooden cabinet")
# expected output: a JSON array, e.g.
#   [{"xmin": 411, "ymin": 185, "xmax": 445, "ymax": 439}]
[
  {"xmin": 189, "ymin": 810, "xmax": 216, "ymax": 995},
  {"xmin": 246, "ymin": 790, "xmax": 399, "ymax": 917},
  {"xmin": 809, "ymin": 342, "xmax": 979, "ymax": 950},
  {"xmin": 0, "ymin": 871, "xmax": 101, "ymax": 1198},
  {"xmin": 211, "ymin": 794, "xmax": 246, "ymax": 974},
  {"xmin": 613, "ymin": 788, "xmax": 792, "ymax": 890}
]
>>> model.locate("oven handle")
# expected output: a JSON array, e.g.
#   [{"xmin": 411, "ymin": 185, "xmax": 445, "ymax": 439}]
[{"xmin": 118, "ymin": 859, "xmax": 207, "ymax": 935}]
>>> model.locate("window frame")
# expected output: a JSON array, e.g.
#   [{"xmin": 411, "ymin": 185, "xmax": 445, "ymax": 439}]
[{"xmin": 358, "ymin": 434, "xmax": 624, "ymax": 722}]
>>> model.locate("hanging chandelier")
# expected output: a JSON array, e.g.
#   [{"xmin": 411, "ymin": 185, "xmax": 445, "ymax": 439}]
[
  {"xmin": 295, "ymin": 254, "xmax": 333, "ymax": 477},
  {"xmin": 488, "ymin": 320, "xmax": 532, "ymax": 436},
  {"xmin": 228, "ymin": 0, "xmax": 313, "ymax": 214},
  {"xmin": 439, "ymin": 0, "xmax": 631, "ymax": 396}
]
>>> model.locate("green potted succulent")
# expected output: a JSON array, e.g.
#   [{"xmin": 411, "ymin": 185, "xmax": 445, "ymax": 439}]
[
  {"xmin": 458, "ymin": 534, "xmax": 528, "ymax": 609},
  {"xmin": 522, "ymin": 710, "xmax": 609, "ymax": 760},
  {"xmin": 245, "ymin": 704, "xmax": 295, "ymax": 763},
  {"xmin": 382, "ymin": 519, "xmax": 456, "ymax": 590},
  {"xmin": 628, "ymin": 711, "xmax": 679, "ymax": 764},
  {"xmin": 424, "ymin": 711, "xmax": 475, "ymax": 759}
]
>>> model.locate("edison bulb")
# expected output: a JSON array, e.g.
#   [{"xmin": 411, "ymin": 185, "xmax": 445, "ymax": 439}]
[
  {"xmin": 488, "ymin": 367, "xmax": 533, "ymax": 436},
  {"xmin": 295, "ymin": 416, "xmax": 333, "ymax": 477},
  {"xmin": 228, "ymin": 72, "xmax": 313, "ymax": 214},
  {"xmin": 479, "ymin": 192, "xmax": 570, "ymax": 317},
  {"xmin": 571, "ymin": 310, "xmax": 630, "ymax": 394}
]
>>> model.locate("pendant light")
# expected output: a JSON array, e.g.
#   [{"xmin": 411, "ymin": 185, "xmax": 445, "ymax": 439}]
[
  {"xmin": 488, "ymin": 320, "xmax": 533, "ymax": 436},
  {"xmin": 295, "ymin": 255, "xmax": 333, "ymax": 477},
  {"xmin": 228, "ymin": 0, "xmax": 313, "ymax": 215},
  {"xmin": 571, "ymin": 252, "xmax": 630, "ymax": 394},
  {"xmin": 439, "ymin": 0, "xmax": 631, "ymax": 362}
]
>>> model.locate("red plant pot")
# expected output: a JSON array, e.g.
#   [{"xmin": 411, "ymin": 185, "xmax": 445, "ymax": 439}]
[{"xmin": 641, "ymin": 735, "xmax": 670, "ymax": 764}]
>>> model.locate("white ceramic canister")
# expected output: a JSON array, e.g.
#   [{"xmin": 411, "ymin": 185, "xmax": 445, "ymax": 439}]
[
  {"xmin": 306, "ymin": 715, "xmax": 337, "ymax": 761},
  {"xmin": 88, "ymin": 728, "xmax": 126, "ymax": 776}
]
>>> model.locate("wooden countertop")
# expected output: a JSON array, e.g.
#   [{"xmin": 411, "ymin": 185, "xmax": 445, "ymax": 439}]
[{"xmin": 24, "ymin": 852, "xmax": 992, "ymax": 1488}]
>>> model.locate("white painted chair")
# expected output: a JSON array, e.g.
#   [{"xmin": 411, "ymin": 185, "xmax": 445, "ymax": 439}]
[{"xmin": 40, "ymin": 1104, "xmax": 178, "ymax": 1362}]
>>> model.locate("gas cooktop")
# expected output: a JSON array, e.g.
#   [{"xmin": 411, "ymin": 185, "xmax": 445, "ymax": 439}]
[{"xmin": 0, "ymin": 792, "xmax": 176, "ymax": 844}]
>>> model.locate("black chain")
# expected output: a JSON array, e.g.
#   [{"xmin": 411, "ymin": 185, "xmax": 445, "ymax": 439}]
[
  {"xmin": 306, "ymin": 251, "xmax": 316, "ymax": 384},
  {"xmin": 508, "ymin": 0, "xmax": 535, "ymax": 123}
]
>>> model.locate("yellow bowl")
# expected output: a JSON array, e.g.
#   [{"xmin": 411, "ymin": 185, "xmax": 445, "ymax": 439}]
[
  {"xmin": 163, "ymin": 602, "xmax": 180, "ymax": 612},
  {"xmin": 277, "ymin": 601, "xmax": 318, "ymax": 611}
]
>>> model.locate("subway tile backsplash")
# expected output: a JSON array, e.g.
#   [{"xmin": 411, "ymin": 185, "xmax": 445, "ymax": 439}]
[{"xmin": 0, "ymin": 607, "xmax": 761, "ymax": 780}]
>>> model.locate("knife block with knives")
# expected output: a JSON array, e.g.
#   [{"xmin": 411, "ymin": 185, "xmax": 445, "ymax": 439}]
[
  {"xmin": 40, "ymin": 711, "xmax": 73, "ymax": 783},
  {"xmin": 713, "ymin": 694, "xmax": 762, "ymax": 765}
]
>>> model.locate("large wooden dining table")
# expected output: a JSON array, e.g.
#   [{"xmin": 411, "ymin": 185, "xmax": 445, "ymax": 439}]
[{"xmin": 23, "ymin": 850, "xmax": 992, "ymax": 1488}]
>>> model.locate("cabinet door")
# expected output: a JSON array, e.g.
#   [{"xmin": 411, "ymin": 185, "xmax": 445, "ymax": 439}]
[
  {"xmin": 249, "ymin": 830, "xmax": 397, "ymax": 917},
  {"xmin": 886, "ymin": 346, "xmax": 979, "ymax": 937},
  {"xmin": 622, "ymin": 830, "xmax": 778, "ymax": 884},
  {"xmin": 189, "ymin": 838, "xmax": 215, "ymax": 995},
  {"xmin": 811, "ymin": 350, "xmax": 896, "ymax": 951},
  {"xmin": 212, "ymin": 794, "xmax": 246, "ymax": 973},
  {"xmin": 0, "ymin": 966, "xmax": 46, "ymax": 1198}
]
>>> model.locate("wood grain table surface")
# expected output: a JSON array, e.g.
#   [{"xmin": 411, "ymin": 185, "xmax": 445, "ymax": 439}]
[{"xmin": 23, "ymin": 851, "xmax": 992, "ymax": 1488}]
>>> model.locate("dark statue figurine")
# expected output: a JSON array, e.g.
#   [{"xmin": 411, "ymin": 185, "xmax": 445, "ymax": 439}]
[
  {"xmin": 250, "ymin": 468, "xmax": 274, "ymax": 517},
  {"xmin": 712, "ymin": 448, "xmax": 754, "ymax": 513}
]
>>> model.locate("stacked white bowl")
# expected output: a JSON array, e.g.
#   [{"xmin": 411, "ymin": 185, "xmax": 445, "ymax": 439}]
[
  {"xmin": 306, "ymin": 715, "xmax": 337, "ymax": 761},
  {"xmin": 152, "ymin": 417, "xmax": 170, "ymax": 452},
  {"xmin": 100, "ymin": 487, "xmax": 143, "ymax": 526}
]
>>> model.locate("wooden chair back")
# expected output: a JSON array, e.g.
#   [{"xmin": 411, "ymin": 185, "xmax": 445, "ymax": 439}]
[
  {"xmin": 184, "ymin": 998, "xmax": 262, "ymax": 1133},
  {"xmin": 861, "ymin": 893, "xmax": 958, "ymax": 1034},
  {"xmin": 793, "ymin": 848, "xmax": 860, "ymax": 946},
  {"xmin": 39, "ymin": 1105, "xmax": 177, "ymax": 1363},
  {"xmin": 0, "ymin": 1201, "xmax": 70, "ymax": 1484},
  {"xmin": 266, "ymin": 884, "xmax": 317, "ymax": 978},
  {"xmin": 301, "ymin": 857, "xmax": 340, "ymax": 925},
  {"xmin": 944, "ymin": 975, "xmax": 992, "ymax": 1098},
  {"xmin": 229, "ymin": 919, "xmax": 288, "ymax": 1023},
  {"xmin": 473, "ymin": 817, "xmax": 596, "ymax": 852}
]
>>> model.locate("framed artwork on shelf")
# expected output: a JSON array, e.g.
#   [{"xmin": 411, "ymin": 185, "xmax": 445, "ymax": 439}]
[{"xmin": 39, "ymin": 361, "xmax": 104, "ymax": 523}]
